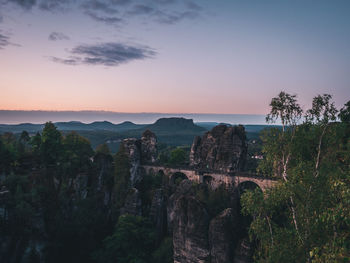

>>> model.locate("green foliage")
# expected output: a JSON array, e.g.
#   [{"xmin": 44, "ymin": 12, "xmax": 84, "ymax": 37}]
[
  {"xmin": 339, "ymin": 100, "xmax": 350, "ymax": 123},
  {"xmin": 136, "ymin": 171, "xmax": 163, "ymax": 216},
  {"xmin": 93, "ymin": 214, "xmax": 155, "ymax": 263},
  {"xmin": 169, "ymin": 147, "xmax": 186, "ymax": 166},
  {"xmin": 152, "ymin": 237, "xmax": 173, "ymax": 263},
  {"xmin": 242, "ymin": 92, "xmax": 350, "ymax": 262},
  {"xmin": 41, "ymin": 122, "xmax": 63, "ymax": 167},
  {"xmin": 61, "ymin": 131, "xmax": 94, "ymax": 178}
]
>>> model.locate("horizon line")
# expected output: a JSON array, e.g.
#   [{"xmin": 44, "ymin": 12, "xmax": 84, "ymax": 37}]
[{"xmin": 0, "ymin": 109, "xmax": 266, "ymax": 116}]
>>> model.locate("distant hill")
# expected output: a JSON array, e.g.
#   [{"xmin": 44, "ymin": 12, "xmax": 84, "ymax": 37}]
[
  {"xmin": 0, "ymin": 121, "xmax": 145, "ymax": 133},
  {"xmin": 0, "ymin": 118, "xmax": 280, "ymax": 152},
  {"xmin": 144, "ymin": 118, "xmax": 205, "ymax": 134}
]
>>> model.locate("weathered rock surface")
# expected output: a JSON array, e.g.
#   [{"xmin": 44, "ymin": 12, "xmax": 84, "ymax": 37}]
[
  {"xmin": 121, "ymin": 130, "xmax": 158, "ymax": 186},
  {"xmin": 167, "ymin": 180, "xmax": 194, "ymax": 233},
  {"xmin": 233, "ymin": 237, "xmax": 253, "ymax": 263},
  {"xmin": 149, "ymin": 189, "xmax": 167, "ymax": 243},
  {"xmin": 121, "ymin": 138, "xmax": 142, "ymax": 186},
  {"xmin": 120, "ymin": 188, "xmax": 142, "ymax": 216},
  {"xmin": 209, "ymin": 208, "xmax": 238, "ymax": 263},
  {"xmin": 173, "ymin": 196, "xmax": 210, "ymax": 263},
  {"xmin": 141, "ymin": 130, "xmax": 158, "ymax": 164},
  {"xmin": 190, "ymin": 124, "xmax": 247, "ymax": 172}
]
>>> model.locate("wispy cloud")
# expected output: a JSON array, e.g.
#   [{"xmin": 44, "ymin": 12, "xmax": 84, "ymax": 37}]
[
  {"xmin": 127, "ymin": 4, "xmax": 154, "ymax": 16},
  {"xmin": 5, "ymin": 0, "xmax": 37, "ymax": 10},
  {"xmin": 85, "ymin": 11, "xmax": 123, "ymax": 25},
  {"xmin": 153, "ymin": 10, "xmax": 198, "ymax": 24},
  {"xmin": 0, "ymin": 32, "xmax": 10, "ymax": 49},
  {"xmin": 185, "ymin": 1, "xmax": 202, "ymax": 11},
  {"xmin": 2, "ymin": 0, "xmax": 203, "ymax": 25},
  {"xmin": 51, "ymin": 42, "xmax": 156, "ymax": 66},
  {"xmin": 0, "ymin": 30, "xmax": 20, "ymax": 49},
  {"xmin": 81, "ymin": 0, "xmax": 119, "ymax": 15},
  {"xmin": 48, "ymin": 32, "xmax": 70, "ymax": 41}
]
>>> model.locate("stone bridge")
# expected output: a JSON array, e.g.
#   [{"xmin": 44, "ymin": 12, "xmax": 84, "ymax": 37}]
[{"xmin": 141, "ymin": 165, "xmax": 277, "ymax": 192}]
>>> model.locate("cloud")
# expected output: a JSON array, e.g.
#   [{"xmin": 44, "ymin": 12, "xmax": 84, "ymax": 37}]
[
  {"xmin": 185, "ymin": 1, "xmax": 202, "ymax": 11},
  {"xmin": 127, "ymin": 4, "xmax": 154, "ymax": 15},
  {"xmin": 5, "ymin": 0, "xmax": 37, "ymax": 10},
  {"xmin": 38, "ymin": 0, "xmax": 72, "ymax": 12},
  {"xmin": 51, "ymin": 42, "xmax": 156, "ymax": 66},
  {"xmin": 48, "ymin": 32, "xmax": 70, "ymax": 41},
  {"xmin": 85, "ymin": 11, "xmax": 123, "ymax": 25},
  {"xmin": 0, "ymin": 32, "xmax": 10, "ymax": 49},
  {"xmin": 2, "ymin": 0, "xmax": 203, "ymax": 26},
  {"xmin": 152, "ymin": 0, "xmax": 176, "ymax": 4},
  {"xmin": 81, "ymin": 0, "xmax": 119, "ymax": 15},
  {"xmin": 153, "ymin": 10, "xmax": 198, "ymax": 24}
]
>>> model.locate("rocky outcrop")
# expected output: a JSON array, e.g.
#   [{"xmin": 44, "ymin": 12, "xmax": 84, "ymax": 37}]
[
  {"xmin": 173, "ymin": 196, "xmax": 210, "ymax": 263},
  {"xmin": 141, "ymin": 130, "xmax": 158, "ymax": 164},
  {"xmin": 122, "ymin": 138, "xmax": 142, "ymax": 186},
  {"xmin": 149, "ymin": 189, "xmax": 167, "ymax": 244},
  {"xmin": 190, "ymin": 124, "xmax": 247, "ymax": 172},
  {"xmin": 120, "ymin": 188, "xmax": 142, "ymax": 216},
  {"xmin": 121, "ymin": 130, "xmax": 158, "ymax": 186},
  {"xmin": 167, "ymin": 180, "xmax": 194, "ymax": 233},
  {"xmin": 209, "ymin": 208, "xmax": 238, "ymax": 263}
]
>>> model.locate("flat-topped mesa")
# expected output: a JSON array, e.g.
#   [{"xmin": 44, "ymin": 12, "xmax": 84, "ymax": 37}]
[{"xmin": 189, "ymin": 124, "xmax": 247, "ymax": 173}]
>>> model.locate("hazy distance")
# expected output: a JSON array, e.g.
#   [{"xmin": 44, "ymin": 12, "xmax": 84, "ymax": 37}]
[{"xmin": 0, "ymin": 110, "xmax": 267, "ymax": 125}]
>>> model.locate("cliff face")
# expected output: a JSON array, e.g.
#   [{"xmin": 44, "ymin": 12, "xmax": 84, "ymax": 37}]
[
  {"xmin": 190, "ymin": 124, "xmax": 247, "ymax": 172},
  {"xmin": 121, "ymin": 130, "xmax": 158, "ymax": 186},
  {"xmin": 173, "ymin": 196, "xmax": 210, "ymax": 263},
  {"xmin": 168, "ymin": 180, "xmax": 251, "ymax": 263},
  {"xmin": 141, "ymin": 130, "xmax": 158, "ymax": 164}
]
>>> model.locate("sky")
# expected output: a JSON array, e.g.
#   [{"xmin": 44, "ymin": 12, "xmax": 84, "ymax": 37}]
[{"xmin": 0, "ymin": 0, "xmax": 349, "ymax": 115}]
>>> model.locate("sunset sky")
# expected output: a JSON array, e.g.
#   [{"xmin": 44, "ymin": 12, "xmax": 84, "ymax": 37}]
[{"xmin": 0, "ymin": 0, "xmax": 349, "ymax": 114}]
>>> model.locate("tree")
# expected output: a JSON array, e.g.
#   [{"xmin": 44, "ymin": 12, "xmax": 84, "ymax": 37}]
[
  {"xmin": 62, "ymin": 132, "xmax": 94, "ymax": 179},
  {"xmin": 242, "ymin": 93, "xmax": 350, "ymax": 262},
  {"xmin": 93, "ymin": 214, "xmax": 155, "ymax": 263},
  {"xmin": 41, "ymin": 122, "xmax": 62, "ymax": 167},
  {"xmin": 169, "ymin": 147, "xmax": 186, "ymax": 166},
  {"xmin": 339, "ymin": 100, "xmax": 350, "ymax": 123}
]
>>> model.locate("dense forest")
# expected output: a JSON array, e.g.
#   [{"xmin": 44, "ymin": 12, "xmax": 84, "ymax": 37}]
[{"xmin": 0, "ymin": 92, "xmax": 349, "ymax": 263}]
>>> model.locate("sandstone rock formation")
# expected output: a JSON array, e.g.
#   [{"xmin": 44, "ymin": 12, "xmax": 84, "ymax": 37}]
[
  {"xmin": 149, "ymin": 189, "xmax": 167, "ymax": 244},
  {"xmin": 209, "ymin": 208, "xmax": 238, "ymax": 263},
  {"xmin": 173, "ymin": 196, "xmax": 210, "ymax": 263},
  {"xmin": 120, "ymin": 188, "xmax": 142, "ymax": 216},
  {"xmin": 141, "ymin": 130, "xmax": 158, "ymax": 164},
  {"xmin": 121, "ymin": 138, "xmax": 142, "ymax": 186},
  {"xmin": 120, "ymin": 130, "xmax": 158, "ymax": 186},
  {"xmin": 190, "ymin": 124, "xmax": 247, "ymax": 172}
]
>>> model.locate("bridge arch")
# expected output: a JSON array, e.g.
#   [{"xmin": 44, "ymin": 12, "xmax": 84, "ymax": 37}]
[
  {"xmin": 170, "ymin": 172, "xmax": 188, "ymax": 185},
  {"xmin": 237, "ymin": 181, "xmax": 262, "ymax": 196},
  {"xmin": 203, "ymin": 175, "xmax": 213, "ymax": 185}
]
